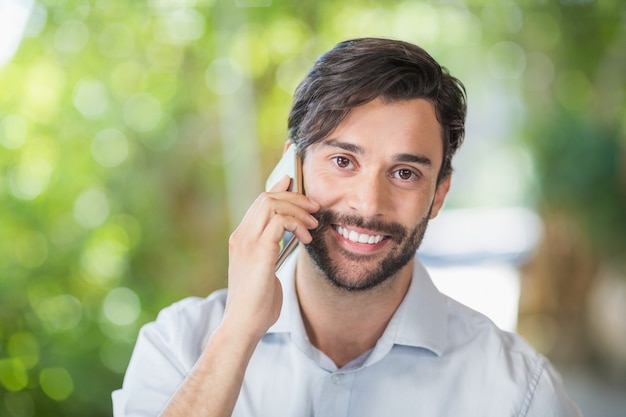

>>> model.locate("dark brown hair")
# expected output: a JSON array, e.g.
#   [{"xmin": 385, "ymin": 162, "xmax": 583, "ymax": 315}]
[{"xmin": 287, "ymin": 37, "xmax": 467, "ymax": 182}]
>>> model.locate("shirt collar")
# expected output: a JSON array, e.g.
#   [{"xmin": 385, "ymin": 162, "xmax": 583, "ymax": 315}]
[
  {"xmin": 268, "ymin": 248, "xmax": 305, "ymax": 335},
  {"xmin": 382, "ymin": 257, "xmax": 448, "ymax": 356},
  {"xmin": 268, "ymin": 249, "xmax": 448, "ymax": 357}
]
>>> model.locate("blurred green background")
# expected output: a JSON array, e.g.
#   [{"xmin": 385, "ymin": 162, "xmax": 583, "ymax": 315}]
[{"xmin": 0, "ymin": 0, "xmax": 624, "ymax": 416}]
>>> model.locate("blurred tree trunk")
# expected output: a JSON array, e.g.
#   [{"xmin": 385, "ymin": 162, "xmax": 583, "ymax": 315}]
[{"xmin": 517, "ymin": 211, "xmax": 598, "ymax": 362}]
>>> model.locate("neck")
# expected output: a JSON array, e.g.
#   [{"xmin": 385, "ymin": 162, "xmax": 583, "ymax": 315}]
[{"xmin": 295, "ymin": 250, "xmax": 413, "ymax": 368}]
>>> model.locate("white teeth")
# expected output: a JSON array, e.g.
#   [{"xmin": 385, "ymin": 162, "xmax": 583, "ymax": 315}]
[{"xmin": 336, "ymin": 226, "xmax": 384, "ymax": 245}]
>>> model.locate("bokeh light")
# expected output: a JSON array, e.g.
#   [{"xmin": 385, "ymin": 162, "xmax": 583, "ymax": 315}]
[
  {"xmin": 205, "ymin": 58, "xmax": 244, "ymax": 95},
  {"xmin": 123, "ymin": 93, "xmax": 163, "ymax": 133},
  {"xmin": 39, "ymin": 367, "xmax": 74, "ymax": 401},
  {"xmin": 102, "ymin": 287, "xmax": 141, "ymax": 326},
  {"xmin": 73, "ymin": 79, "xmax": 109, "ymax": 118},
  {"xmin": 9, "ymin": 153, "xmax": 53, "ymax": 201},
  {"xmin": 73, "ymin": 188, "xmax": 110, "ymax": 229},
  {"xmin": 0, "ymin": 115, "xmax": 28, "ymax": 150},
  {"xmin": 33, "ymin": 294, "xmax": 82, "ymax": 332},
  {"xmin": 487, "ymin": 41, "xmax": 527, "ymax": 79},
  {"xmin": 91, "ymin": 128, "xmax": 129, "ymax": 168}
]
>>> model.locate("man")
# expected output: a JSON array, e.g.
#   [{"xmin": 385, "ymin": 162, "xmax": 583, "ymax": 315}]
[{"xmin": 113, "ymin": 38, "xmax": 581, "ymax": 416}]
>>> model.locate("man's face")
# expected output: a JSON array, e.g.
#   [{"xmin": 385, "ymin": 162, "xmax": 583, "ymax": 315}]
[{"xmin": 301, "ymin": 98, "xmax": 450, "ymax": 291}]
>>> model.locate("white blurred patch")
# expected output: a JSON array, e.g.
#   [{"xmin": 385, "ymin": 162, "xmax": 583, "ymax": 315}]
[
  {"xmin": 0, "ymin": 0, "xmax": 34, "ymax": 67},
  {"xmin": 420, "ymin": 207, "xmax": 542, "ymax": 332}
]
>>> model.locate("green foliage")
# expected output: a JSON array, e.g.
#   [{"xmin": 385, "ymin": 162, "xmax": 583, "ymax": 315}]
[
  {"xmin": 528, "ymin": 113, "xmax": 626, "ymax": 259},
  {"xmin": 517, "ymin": 0, "xmax": 626, "ymax": 260}
]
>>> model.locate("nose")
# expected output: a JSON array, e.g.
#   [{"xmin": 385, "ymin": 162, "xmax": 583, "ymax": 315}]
[{"xmin": 346, "ymin": 170, "xmax": 390, "ymax": 219}]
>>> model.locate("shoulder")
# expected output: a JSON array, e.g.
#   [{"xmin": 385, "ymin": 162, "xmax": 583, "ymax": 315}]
[
  {"xmin": 443, "ymin": 296, "xmax": 541, "ymax": 381},
  {"xmin": 442, "ymin": 296, "xmax": 581, "ymax": 415},
  {"xmin": 444, "ymin": 295, "xmax": 538, "ymax": 359},
  {"xmin": 153, "ymin": 289, "xmax": 228, "ymax": 327},
  {"xmin": 139, "ymin": 289, "xmax": 228, "ymax": 357}
]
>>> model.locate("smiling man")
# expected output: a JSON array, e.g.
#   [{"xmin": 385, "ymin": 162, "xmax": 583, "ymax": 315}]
[{"xmin": 113, "ymin": 38, "xmax": 581, "ymax": 417}]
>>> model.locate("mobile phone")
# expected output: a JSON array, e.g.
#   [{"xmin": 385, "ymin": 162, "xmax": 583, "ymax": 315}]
[{"xmin": 265, "ymin": 145, "xmax": 303, "ymax": 271}]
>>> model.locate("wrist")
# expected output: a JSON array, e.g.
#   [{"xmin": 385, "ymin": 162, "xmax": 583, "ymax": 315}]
[{"xmin": 213, "ymin": 316, "xmax": 266, "ymax": 355}]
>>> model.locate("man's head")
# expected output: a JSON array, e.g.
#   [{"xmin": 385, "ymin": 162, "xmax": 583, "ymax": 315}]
[
  {"xmin": 287, "ymin": 37, "xmax": 466, "ymax": 183},
  {"xmin": 299, "ymin": 98, "xmax": 448, "ymax": 291}
]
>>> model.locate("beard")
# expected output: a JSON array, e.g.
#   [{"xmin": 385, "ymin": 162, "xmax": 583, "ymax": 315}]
[{"xmin": 304, "ymin": 208, "xmax": 431, "ymax": 292}]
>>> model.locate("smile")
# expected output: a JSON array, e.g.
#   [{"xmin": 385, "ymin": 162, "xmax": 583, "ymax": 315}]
[{"xmin": 334, "ymin": 225, "xmax": 386, "ymax": 245}]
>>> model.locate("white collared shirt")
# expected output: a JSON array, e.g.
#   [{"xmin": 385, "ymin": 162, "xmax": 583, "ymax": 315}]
[{"xmin": 113, "ymin": 251, "xmax": 581, "ymax": 417}]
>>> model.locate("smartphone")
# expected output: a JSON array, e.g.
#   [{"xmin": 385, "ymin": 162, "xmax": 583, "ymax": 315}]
[{"xmin": 265, "ymin": 145, "xmax": 303, "ymax": 271}]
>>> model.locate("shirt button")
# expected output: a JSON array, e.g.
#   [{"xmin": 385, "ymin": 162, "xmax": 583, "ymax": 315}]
[{"xmin": 331, "ymin": 373, "xmax": 343, "ymax": 385}]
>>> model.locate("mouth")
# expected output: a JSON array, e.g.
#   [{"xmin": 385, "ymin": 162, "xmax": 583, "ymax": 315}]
[{"xmin": 333, "ymin": 225, "xmax": 388, "ymax": 245}]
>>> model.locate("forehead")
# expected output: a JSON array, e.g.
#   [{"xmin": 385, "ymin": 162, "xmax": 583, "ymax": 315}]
[{"xmin": 312, "ymin": 98, "xmax": 443, "ymax": 161}]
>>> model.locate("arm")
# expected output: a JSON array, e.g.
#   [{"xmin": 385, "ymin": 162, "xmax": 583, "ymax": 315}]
[
  {"xmin": 157, "ymin": 175, "xmax": 319, "ymax": 417},
  {"xmin": 156, "ymin": 323, "xmax": 259, "ymax": 417},
  {"xmin": 521, "ymin": 360, "xmax": 583, "ymax": 417}
]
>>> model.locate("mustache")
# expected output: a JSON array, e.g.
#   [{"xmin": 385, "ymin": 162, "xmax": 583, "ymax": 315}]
[{"xmin": 312, "ymin": 208, "xmax": 407, "ymax": 241}]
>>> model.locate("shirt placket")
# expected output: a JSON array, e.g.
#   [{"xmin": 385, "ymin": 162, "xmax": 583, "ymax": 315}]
[{"xmin": 314, "ymin": 370, "xmax": 355, "ymax": 417}]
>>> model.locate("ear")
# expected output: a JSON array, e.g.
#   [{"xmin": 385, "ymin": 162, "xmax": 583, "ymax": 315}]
[{"xmin": 429, "ymin": 176, "xmax": 451, "ymax": 219}]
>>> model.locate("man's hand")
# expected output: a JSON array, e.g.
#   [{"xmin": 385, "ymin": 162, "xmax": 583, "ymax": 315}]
[
  {"xmin": 158, "ymin": 175, "xmax": 319, "ymax": 417},
  {"xmin": 224, "ymin": 174, "xmax": 319, "ymax": 340}
]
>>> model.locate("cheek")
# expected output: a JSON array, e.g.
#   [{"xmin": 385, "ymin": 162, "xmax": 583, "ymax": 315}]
[
  {"xmin": 302, "ymin": 157, "xmax": 330, "ymax": 199},
  {"xmin": 303, "ymin": 171, "xmax": 340, "ymax": 205},
  {"xmin": 396, "ymin": 191, "xmax": 436, "ymax": 226}
]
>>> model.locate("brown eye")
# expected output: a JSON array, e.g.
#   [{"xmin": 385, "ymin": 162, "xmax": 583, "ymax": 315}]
[
  {"xmin": 397, "ymin": 169, "xmax": 413, "ymax": 180},
  {"xmin": 334, "ymin": 156, "xmax": 351, "ymax": 168}
]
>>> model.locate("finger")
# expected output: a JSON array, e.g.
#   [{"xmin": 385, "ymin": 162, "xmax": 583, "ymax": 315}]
[
  {"xmin": 233, "ymin": 200, "xmax": 318, "ymax": 254},
  {"xmin": 266, "ymin": 198, "xmax": 319, "ymax": 228},
  {"xmin": 268, "ymin": 175, "xmax": 320, "ymax": 212},
  {"xmin": 269, "ymin": 175, "xmax": 292, "ymax": 192},
  {"xmin": 262, "ymin": 213, "xmax": 316, "ymax": 245},
  {"xmin": 238, "ymin": 190, "xmax": 319, "ymax": 240}
]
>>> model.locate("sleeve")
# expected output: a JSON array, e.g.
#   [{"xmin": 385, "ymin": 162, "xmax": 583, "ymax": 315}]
[
  {"xmin": 111, "ymin": 294, "xmax": 226, "ymax": 417},
  {"xmin": 521, "ymin": 359, "xmax": 583, "ymax": 417}
]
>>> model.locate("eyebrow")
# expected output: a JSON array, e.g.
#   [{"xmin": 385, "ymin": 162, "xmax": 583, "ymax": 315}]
[
  {"xmin": 323, "ymin": 139, "xmax": 433, "ymax": 167},
  {"xmin": 394, "ymin": 153, "xmax": 432, "ymax": 166},
  {"xmin": 323, "ymin": 139, "xmax": 363, "ymax": 154}
]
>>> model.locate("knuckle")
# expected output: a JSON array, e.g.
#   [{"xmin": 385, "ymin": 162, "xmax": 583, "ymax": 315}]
[
  {"xmin": 258, "ymin": 191, "xmax": 274, "ymax": 203},
  {"xmin": 228, "ymin": 230, "xmax": 241, "ymax": 247}
]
